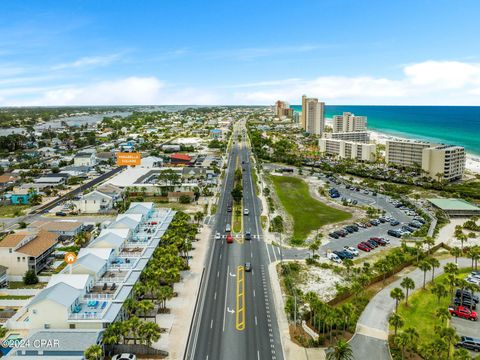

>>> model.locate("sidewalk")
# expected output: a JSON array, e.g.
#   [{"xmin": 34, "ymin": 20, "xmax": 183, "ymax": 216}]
[{"xmin": 152, "ymin": 219, "xmax": 212, "ymax": 359}]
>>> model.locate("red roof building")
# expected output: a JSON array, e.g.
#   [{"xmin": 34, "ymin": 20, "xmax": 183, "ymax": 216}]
[{"xmin": 170, "ymin": 153, "xmax": 192, "ymax": 165}]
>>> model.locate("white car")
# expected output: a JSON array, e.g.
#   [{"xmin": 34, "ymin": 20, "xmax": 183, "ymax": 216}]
[
  {"xmin": 466, "ymin": 277, "xmax": 480, "ymax": 285},
  {"xmin": 112, "ymin": 354, "xmax": 136, "ymax": 360},
  {"xmin": 244, "ymin": 208, "xmax": 249, "ymax": 215},
  {"xmin": 327, "ymin": 253, "xmax": 342, "ymax": 264},
  {"xmin": 215, "ymin": 232, "xmax": 221, "ymax": 240},
  {"xmin": 343, "ymin": 246, "xmax": 359, "ymax": 256}
]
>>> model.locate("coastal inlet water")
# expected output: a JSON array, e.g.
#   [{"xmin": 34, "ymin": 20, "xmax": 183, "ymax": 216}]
[{"xmin": 291, "ymin": 105, "xmax": 480, "ymax": 156}]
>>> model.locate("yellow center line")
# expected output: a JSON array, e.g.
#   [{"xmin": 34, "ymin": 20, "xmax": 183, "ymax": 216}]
[{"xmin": 236, "ymin": 265, "xmax": 245, "ymax": 331}]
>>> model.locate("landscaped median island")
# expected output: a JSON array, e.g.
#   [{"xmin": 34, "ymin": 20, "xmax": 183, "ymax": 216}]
[{"xmin": 270, "ymin": 175, "xmax": 351, "ymax": 244}]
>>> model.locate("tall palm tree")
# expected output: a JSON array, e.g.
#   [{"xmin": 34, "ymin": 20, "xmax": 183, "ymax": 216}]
[
  {"xmin": 430, "ymin": 283, "xmax": 448, "ymax": 304},
  {"xmin": 444, "ymin": 262, "xmax": 459, "ymax": 276},
  {"xmin": 343, "ymin": 259, "xmax": 354, "ymax": 275},
  {"xmin": 428, "ymin": 257, "xmax": 441, "ymax": 283},
  {"xmin": 439, "ymin": 326, "xmax": 459, "ymax": 359},
  {"xmin": 389, "ymin": 312, "xmax": 404, "ymax": 336},
  {"xmin": 453, "ymin": 347, "xmax": 473, "ymax": 359},
  {"xmin": 137, "ymin": 299, "xmax": 155, "ymax": 321},
  {"xmin": 449, "ymin": 247, "xmax": 462, "ymax": 264},
  {"xmin": 390, "ymin": 287, "xmax": 405, "ymax": 313},
  {"xmin": 436, "ymin": 308, "xmax": 451, "ymax": 327},
  {"xmin": 138, "ymin": 321, "xmax": 161, "ymax": 346},
  {"xmin": 400, "ymin": 277, "xmax": 415, "ymax": 306},
  {"xmin": 84, "ymin": 344, "xmax": 103, "ymax": 360},
  {"xmin": 394, "ymin": 332, "xmax": 410, "ymax": 360},
  {"xmin": 424, "ymin": 236, "xmax": 435, "ymax": 254},
  {"xmin": 418, "ymin": 260, "xmax": 432, "ymax": 289},
  {"xmin": 404, "ymin": 327, "xmax": 419, "ymax": 352},
  {"xmin": 465, "ymin": 283, "xmax": 480, "ymax": 311},
  {"xmin": 326, "ymin": 339, "xmax": 354, "ymax": 360}
]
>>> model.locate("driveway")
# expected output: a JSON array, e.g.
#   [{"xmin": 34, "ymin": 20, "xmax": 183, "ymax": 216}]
[{"xmin": 351, "ymin": 257, "xmax": 472, "ymax": 360}]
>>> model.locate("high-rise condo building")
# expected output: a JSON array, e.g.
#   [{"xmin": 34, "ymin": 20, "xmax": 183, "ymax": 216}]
[
  {"xmin": 385, "ymin": 140, "xmax": 466, "ymax": 182},
  {"xmin": 324, "ymin": 131, "xmax": 370, "ymax": 143},
  {"xmin": 332, "ymin": 112, "xmax": 367, "ymax": 133},
  {"xmin": 319, "ymin": 138, "xmax": 376, "ymax": 162},
  {"xmin": 301, "ymin": 95, "xmax": 325, "ymax": 135}
]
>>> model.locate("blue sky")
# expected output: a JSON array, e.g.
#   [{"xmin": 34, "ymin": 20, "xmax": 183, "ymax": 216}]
[{"xmin": 1, "ymin": 0, "xmax": 480, "ymax": 105}]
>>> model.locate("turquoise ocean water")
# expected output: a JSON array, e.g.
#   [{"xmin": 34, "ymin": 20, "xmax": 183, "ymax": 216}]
[{"xmin": 291, "ymin": 105, "xmax": 480, "ymax": 156}]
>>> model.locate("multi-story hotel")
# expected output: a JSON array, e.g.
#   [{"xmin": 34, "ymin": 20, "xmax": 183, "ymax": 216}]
[
  {"xmin": 319, "ymin": 138, "xmax": 377, "ymax": 162},
  {"xmin": 332, "ymin": 112, "xmax": 367, "ymax": 133},
  {"xmin": 274, "ymin": 100, "xmax": 293, "ymax": 119},
  {"xmin": 385, "ymin": 140, "xmax": 466, "ymax": 181},
  {"xmin": 422, "ymin": 145, "xmax": 466, "ymax": 182},
  {"xmin": 324, "ymin": 131, "xmax": 370, "ymax": 143},
  {"xmin": 301, "ymin": 95, "xmax": 325, "ymax": 135}
]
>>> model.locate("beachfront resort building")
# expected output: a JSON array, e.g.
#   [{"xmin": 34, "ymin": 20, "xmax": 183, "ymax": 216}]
[
  {"xmin": 319, "ymin": 138, "xmax": 377, "ymax": 162},
  {"xmin": 385, "ymin": 140, "xmax": 466, "ymax": 181},
  {"xmin": 324, "ymin": 131, "xmax": 370, "ymax": 143},
  {"xmin": 332, "ymin": 112, "xmax": 367, "ymax": 133},
  {"xmin": 301, "ymin": 95, "xmax": 325, "ymax": 135}
]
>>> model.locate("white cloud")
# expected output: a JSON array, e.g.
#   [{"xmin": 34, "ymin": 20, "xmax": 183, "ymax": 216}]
[
  {"xmin": 52, "ymin": 54, "xmax": 122, "ymax": 70},
  {"xmin": 4, "ymin": 77, "xmax": 222, "ymax": 106}
]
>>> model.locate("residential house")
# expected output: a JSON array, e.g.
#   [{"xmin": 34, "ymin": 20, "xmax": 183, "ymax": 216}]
[
  {"xmin": 9, "ymin": 189, "xmax": 34, "ymax": 205},
  {"xmin": 0, "ymin": 173, "xmax": 19, "ymax": 189},
  {"xmin": 73, "ymin": 151, "xmax": 96, "ymax": 168},
  {"xmin": 0, "ymin": 265, "xmax": 7, "ymax": 287},
  {"xmin": 28, "ymin": 220, "xmax": 84, "ymax": 240},
  {"xmin": 73, "ymin": 190, "xmax": 114, "ymax": 214},
  {"xmin": 34, "ymin": 176, "xmax": 65, "ymax": 186},
  {"xmin": 0, "ymin": 231, "xmax": 58, "ymax": 275}
]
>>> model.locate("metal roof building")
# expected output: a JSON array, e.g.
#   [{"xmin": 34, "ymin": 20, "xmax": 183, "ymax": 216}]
[{"xmin": 428, "ymin": 198, "xmax": 480, "ymax": 217}]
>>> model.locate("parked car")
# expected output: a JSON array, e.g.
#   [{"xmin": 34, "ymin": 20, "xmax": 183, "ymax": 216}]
[
  {"xmin": 388, "ymin": 229, "xmax": 402, "ymax": 238},
  {"xmin": 112, "ymin": 354, "xmax": 136, "ymax": 360},
  {"xmin": 344, "ymin": 246, "xmax": 359, "ymax": 256},
  {"xmin": 344, "ymin": 227, "xmax": 354, "ymax": 234},
  {"xmin": 327, "ymin": 253, "xmax": 342, "ymax": 263},
  {"xmin": 55, "ymin": 211, "xmax": 67, "ymax": 217},
  {"xmin": 455, "ymin": 336, "xmax": 480, "ymax": 352},
  {"xmin": 367, "ymin": 239, "xmax": 379, "ymax": 248},
  {"xmin": 448, "ymin": 306, "xmax": 478, "ymax": 321},
  {"xmin": 361, "ymin": 241, "xmax": 375, "ymax": 249},
  {"xmin": 329, "ymin": 232, "xmax": 339, "ymax": 239},
  {"xmin": 370, "ymin": 237, "xmax": 387, "ymax": 246},
  {"xmin": 357, "ymin": 243, "xmax": 371, "ymax": 252},
  {"xmin": 408, "ymin": 221, "xmax": 421, "ymax": 229},
  {"xmin": 456, "ymin": 289, "xmax": 480, "ymax": 303},
  {"xmin": 227, "ymin": 204, "xmax": 232, "ymax": 212},
  {"xmin": 454, "ymin": 297, "xmax": 477, "ymax": 310}
]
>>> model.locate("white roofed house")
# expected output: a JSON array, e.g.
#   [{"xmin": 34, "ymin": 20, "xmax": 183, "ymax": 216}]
[
  {"xmin": 73, "ymin": 150, "xmax": 96, "ymax": 168},
  {"xmin": 89, "ymin": 228, "xmax": 130, "ymax": 255},
  {"xmin": 63, "ymin": 254, "xmax": 107, "ymax": 282},
  {"xmin": 125, "ymin": 201, "xmax": 155, "ymax": 220},
  {"xmin": 73, "ymin": 190, "xmax": 114, "ymax": 214},
  {"xmin": 109, "ymin": 213, "xmax": 142, "ymax": 232}
]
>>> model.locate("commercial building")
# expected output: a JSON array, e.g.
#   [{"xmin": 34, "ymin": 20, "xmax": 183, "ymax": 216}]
[
  {"xmin": 274, "ymin": 100, "xmax": 293, "ymax": 119},
  {"xmin": 422, "ymin": 145, "xmax": 466, "ymax": 182},
  {"xmin": 332, "ymin": 112, "xmax": 367, "ymax": 133},
  {"xmin": 428, "ymin": 198, "xmax": 480, "ymax": 217},
  {"xmin": 319, "ymin": 138, "xmax": 376, "ymax": 162},
  {"xmin": 386, "ymin": 140, "xmax": 466, "ymax": 181},
  {"xmin": 324, "ymin": 131, "xmax": 370, "ymax": 143},
  {"xmin": 301, "ymin": 95, "xmax": 325, "ymax": 135}
]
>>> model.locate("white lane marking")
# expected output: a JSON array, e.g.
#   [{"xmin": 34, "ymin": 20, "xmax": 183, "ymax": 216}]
[
  {"xmin": 220, "ymin": 253, "xmax": 222, "ymax": 260},
  {"xmin": 251, "ymin": 251, "xmax": 253, "ymax": 258},
  {"xmin": 255, "ymin": 316, "xmax": 258, "ymax": 326},
  {"xmin": 257, "ymin": 350, "xmax": 260, "ymax": 360},
  {"xmin": 253, "ymin": 289, "xmax": 256, "ymax": 297},
  {"xmin": 223, "ymin": 264, "xmax": 229, "ymax": 332},
  {"xmin": 210, "ymin": 319, "xmax": 213, "ymax": 328},
  {"xmin": 217, "ymin": 271, "xmax": 219, "ymax": 278},
  {"xmin": 265, "ymin": 242, "xmax": 273, "ymax": 262},
  {"xmin": 272, "ymin": 245, "xmax": 278, "ymax": 262},
  {"xmin": 214, "ymin": 292, "xmax": 217, "ymax": 300}
]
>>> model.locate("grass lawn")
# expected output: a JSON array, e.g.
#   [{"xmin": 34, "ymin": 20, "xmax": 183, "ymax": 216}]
[
  {"xmin": 232, "ymin": 203, "xmax": 242, "ymax": 233},
  {"xmin": 0, "ymin": 205, "xmax": 29, "ymax": 218},
  {"xmin": 0, "ymin": 295, "xmax": 32, "ymax": 300},
  {"xmin": 270, "ymin": 176, "xmax": 351, "ymax": 242},
  {"xmin": 396, "ymin": 268, "xmax": 472, "ymax": 348},
  {"xmin": 7, "ymin": 281, "xmax": 46, "ymax": 289}
]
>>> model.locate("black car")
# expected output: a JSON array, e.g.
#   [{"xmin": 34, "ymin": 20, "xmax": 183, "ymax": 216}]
[
  {"xmin": 455, "ymin": 336, "xmax": 480, "ymax": 352},
  {"xmin": 388, "ymin": 229, "xmax": 402, "ymax": 238},
  {"xmin": 454, "ymin": 297, "xmax": 477, "ymax": 309},
  {"xmin": 456, "ymin": 289, "xmax": 480, "ymax": 303},
  {"xmin": 227, "ymin": 204, "xmax": 232, "ymax": 212},
  {"xmin": 329, "ymin": 233, "xmax": 339, "ymax": 239},
  {"xmin": 244, "ymin": 231, "xmax": 251, "ymax": 241},
  {"xmin": 344, "ymin": 227, "xmax": 354, "ymax": 234},
  {"xmin": 244, "ymin": 262, "xmax": 252, "ymax": 272},
  {"xmin": 55, "ymin": 211, "xmax": 67, "ymax": 216},
  {"xmin": 367, "ymin": 239, "xmax": 379, "ymax": 248},
  {"xmin": 333, "ymin": 250, "xmax": 353, "ymax": 260}
]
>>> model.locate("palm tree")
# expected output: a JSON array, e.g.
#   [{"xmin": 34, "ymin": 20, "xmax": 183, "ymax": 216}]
[
  {"xmin": 414, "ymin": 240, "xmax": 424, "ymax": 264},
  {"xmin": 137, "ymin": 299, "xmax": 155, "ymax": 321},
  {"xmin": 138, "ymin": 321, "xmax": 161, "ymax": 346},
  {"xmin": 445, "ymin": 273, "xmax": 459, "ymax": 302},
  {"xmin": 418, "ymin": 260, "xmax": 432, "ymax": 289},
  {"xmin": 123, "ymin": 298, "xmax": 137, "ymax": 316},
  {"xmin": 465, "ymin": 283, "xmax": 480, "ymax": 311},
  {"xmin": 390, "ymin": 287, "xmax": 405, "ymax": 313},
  {"xmin": 439, "ymin": 326, "xmax": 459, "ymax": 359},
  {"xmin": 84, "ymin": 344, "xmax": 103, "ymax": 360},
  {"xmin": 326, "ymin": 339, "xmax": 354, "ymax": 360},
  {"xmin": 430, "ymin": 282, "xmax": 448, "ymax": 304},
  {"xmin": 308, "ymin": 239, "xmax": 321, "ymax": 258},
  {"xmin": 389, "ymin": 312, "xmax": 404, "ymax": 336},
  {"xmin": 400, "ymin": 277, "xmax": 415, "ymax": 306},
  {"xmin": 428, "ymin": 257, "xmax": 441, "ymax": 282},
  {"xmin": 449, "ymin": 247, "xmax": 462, "ymax": 264},
  {"xmin": 436, "ymin": 308, "xmax": 451, "ymax": 327},
  {"xmin": 444, "ymin": 262, "xmax": 459, "ymax": 276},
  {"xmin": 127, "ymin": 317, "xmax": 142, "ymax": 344},
  {"xmin": 424, "ymin": 236, "xmax": 435, "ymax": 254},
  {"xmin": 453, "ymin": 347, "xmax": 473, "ymax": 360},
  {"xmin": 340, "ymin": 303, "xmax": 354, "ymax": 333},
  {"xmin": 343, "ymin": 259, "xmax": 354, "ymax": 275},
  {"xmin": 404, "ymin": 327, "xmax": 419, "ymax": 352},
  {"xmin": 394, "ymin": 332, "xmax": 410, "ymax": 360}
]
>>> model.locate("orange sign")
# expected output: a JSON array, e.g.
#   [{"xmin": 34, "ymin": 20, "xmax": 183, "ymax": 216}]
[
  {"xmin": 116, "ymin": 152, "xmax": 141, "ymax": 166},
  {"xmin": 64, "ymin": 252, "xmax": 77, "ymax": 264}
]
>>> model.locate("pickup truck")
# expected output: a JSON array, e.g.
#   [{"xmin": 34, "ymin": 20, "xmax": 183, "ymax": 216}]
[{"xmin": 449, "ymin": 306, "xmax": 478, "ymax": 321}]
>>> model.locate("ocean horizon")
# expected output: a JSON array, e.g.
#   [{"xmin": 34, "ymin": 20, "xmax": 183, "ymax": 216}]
[{"xmin": 291, "ymin": 105, "xmax": 480, "ymax": 156}]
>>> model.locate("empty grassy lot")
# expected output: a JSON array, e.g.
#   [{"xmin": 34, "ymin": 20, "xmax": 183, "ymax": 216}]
[{"xmin": 270, "ymin": 176, "xmax": 351, "ymax": 243}]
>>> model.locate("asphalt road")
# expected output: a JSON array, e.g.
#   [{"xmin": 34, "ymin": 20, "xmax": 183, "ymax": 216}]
[{"xmin": 186, "ymin": 122, "xmax": 284, "ymax": 360}]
